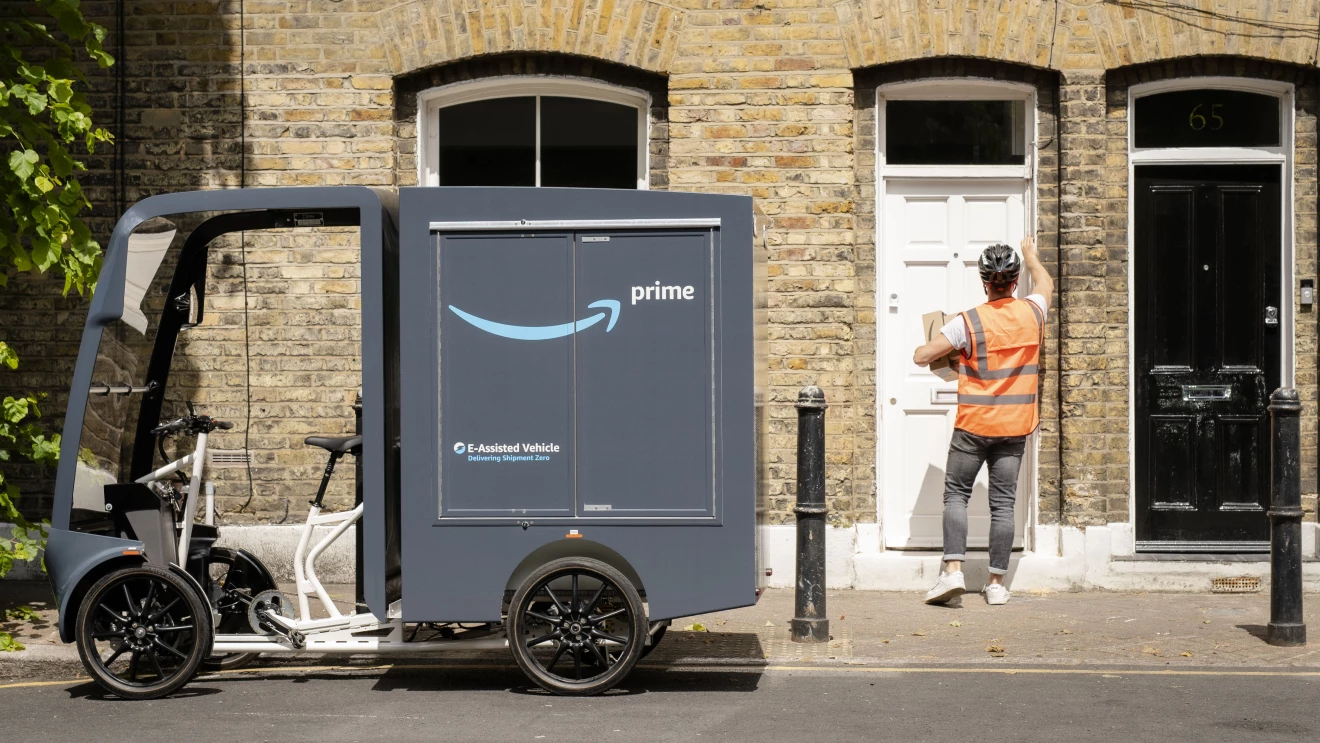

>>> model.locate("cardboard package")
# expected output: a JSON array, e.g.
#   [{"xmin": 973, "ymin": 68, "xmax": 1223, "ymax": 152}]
[{"xmin": 920, "ymin": 310, "xmax": 960, "ymax": 382}]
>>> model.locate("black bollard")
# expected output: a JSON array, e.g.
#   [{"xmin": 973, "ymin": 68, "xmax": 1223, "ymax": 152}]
[
  {"xmin": 1266, "ymin": 387, "xmax": 1306, "ymax": 647},
  {"xmin": 791, "ymin": 386, "xmax": 829, "ymax": 643}
]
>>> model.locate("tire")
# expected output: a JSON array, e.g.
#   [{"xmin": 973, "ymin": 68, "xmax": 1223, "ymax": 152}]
[
  {"xmin": 75, "ymin": 564, "xmax": 212, "ymax": 700},
  {"xmin": 196, "ymin": 548, "xmax": 274, "ymax": 672},
  {"xmin": 506, "ymin": 557, "xmax": 646, "ymax": 696}
]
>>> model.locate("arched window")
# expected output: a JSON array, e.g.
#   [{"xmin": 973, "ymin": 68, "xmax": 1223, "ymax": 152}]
[{"xmin": 418, "ymin": 77, "xmax": 649, "ymax": 189}]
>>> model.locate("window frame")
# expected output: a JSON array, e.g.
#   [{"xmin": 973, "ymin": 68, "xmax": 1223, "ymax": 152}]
[
  {"xmin": 877, "ymin": 79, "xmax": 1036, "ymax": 179},
  {"xmin": 417, "ymin": 76, "xmax": 651, "ymax": 190}
]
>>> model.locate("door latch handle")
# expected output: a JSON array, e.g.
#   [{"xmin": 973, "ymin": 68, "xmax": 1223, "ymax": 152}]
[{"xmin": 1265, "ymin": 306, "xmax": 1279, "ymax": 326}]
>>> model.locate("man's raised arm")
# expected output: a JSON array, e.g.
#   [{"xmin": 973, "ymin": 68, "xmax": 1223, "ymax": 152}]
[{"xmin": 1021, "ymin": 235, "xmax": 1053, "ymax": 311}]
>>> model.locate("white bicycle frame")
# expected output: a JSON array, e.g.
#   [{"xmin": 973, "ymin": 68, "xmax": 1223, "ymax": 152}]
[
  {"xmin": 134, "ymin": 430, "xmax": 210, "ymax": 568},
  {"xmin": 144, "ymin": 432, "xmax": 652, "ymax": 656}
]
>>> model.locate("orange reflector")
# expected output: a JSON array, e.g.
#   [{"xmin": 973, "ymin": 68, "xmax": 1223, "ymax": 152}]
[
  {"xmin": 121, "ymin": 549, "xmax": 141, "ymax": 556},
  {"xmin": 565, "ymin": 533, "xmax": 583, "ymax": 539}
]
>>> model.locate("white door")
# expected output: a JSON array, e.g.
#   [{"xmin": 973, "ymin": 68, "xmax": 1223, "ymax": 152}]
[{"xmin": 880, "ymin": 178, "xmax": 1033, "ymax": 550}]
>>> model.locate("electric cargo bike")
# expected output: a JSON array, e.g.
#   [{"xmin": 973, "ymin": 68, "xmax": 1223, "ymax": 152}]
[{"xmin": 44, "ymin": 186, "xmax": 766, "ymax": 698}]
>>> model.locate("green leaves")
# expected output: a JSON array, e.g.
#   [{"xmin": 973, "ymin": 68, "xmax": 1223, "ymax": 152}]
[
  {"xmin": 0, "ymin": 0, "xmax": 110, "ymax": 631},
  {"xmin": 2, "ymin": 394, "xmax": 33, "ymax": 423},
  {"xmin": 8, "ymin": 149, "xmax": 37, "ymax": 180},
  {"xmin": 1, "ymin": 7, "xmax": 114, "ymax": 299}
]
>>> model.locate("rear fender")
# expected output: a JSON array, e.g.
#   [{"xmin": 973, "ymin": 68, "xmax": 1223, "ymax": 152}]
[{"xmin": 46, "ymin": 528, "xmax": 146, "ymax": 642}]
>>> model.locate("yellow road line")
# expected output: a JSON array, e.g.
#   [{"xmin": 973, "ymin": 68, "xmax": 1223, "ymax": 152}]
[
  {"xmin": 0, "ymin": 679, "xmax": 87, "ymax": 690},
  {"xmin": 5, "ymin": 663, "xmax": 1318, "ymax": 691}
]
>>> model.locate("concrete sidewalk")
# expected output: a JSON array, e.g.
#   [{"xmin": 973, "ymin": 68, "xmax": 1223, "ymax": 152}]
[{"xmin": 2, "ymin": 581, "xmax": 1315, "ymax": 669}]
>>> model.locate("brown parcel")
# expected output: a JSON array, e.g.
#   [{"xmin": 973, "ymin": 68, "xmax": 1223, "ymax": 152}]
[{"xmin": 920, "ymin": 310, "xmax": 960, "ymax": 382}]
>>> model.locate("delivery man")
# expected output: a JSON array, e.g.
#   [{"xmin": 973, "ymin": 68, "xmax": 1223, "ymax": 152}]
[{"xmin": 911, "ymin": 236, "xmax": 1052, "ymax": 606}]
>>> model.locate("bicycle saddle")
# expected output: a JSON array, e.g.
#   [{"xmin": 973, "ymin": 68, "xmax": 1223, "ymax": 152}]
[{"xmin": 304, "ymin": 435, "xmax": 362, "ymax": 454}]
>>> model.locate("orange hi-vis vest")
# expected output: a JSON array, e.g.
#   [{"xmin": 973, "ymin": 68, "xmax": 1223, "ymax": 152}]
[{"xmin": 955, "ymin": 297, "xmax": 1044, "ymax": 437}]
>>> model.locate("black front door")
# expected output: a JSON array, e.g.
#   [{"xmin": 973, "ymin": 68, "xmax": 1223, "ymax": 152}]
[{"xmin": 1134, "ymin": 165, "xmax": 1281, "ymax": 550}]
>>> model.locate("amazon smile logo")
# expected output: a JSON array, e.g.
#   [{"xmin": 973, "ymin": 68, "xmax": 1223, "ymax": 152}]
[{"xmin": 448, "ymin": 299, "xmax": 620, "ymax": 341}]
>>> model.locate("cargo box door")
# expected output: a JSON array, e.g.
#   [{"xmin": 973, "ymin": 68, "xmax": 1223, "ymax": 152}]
[
  {"xmin": 575, "ymin": 230, "xmax": 716, "ymax": 518},
  {"xmin": 438, "ymin": 233, "xmax": 576, "ymax": 517}
]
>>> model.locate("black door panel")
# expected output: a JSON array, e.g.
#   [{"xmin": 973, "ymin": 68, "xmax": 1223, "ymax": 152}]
[{"xmin": 1134, "ymin": 165, "xmax": 1279, "ymax": 549}]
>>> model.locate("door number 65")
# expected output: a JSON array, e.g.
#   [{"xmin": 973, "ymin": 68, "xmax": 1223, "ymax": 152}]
[{"xmin": 1189, "ymin": 103, "xmax": 1225, "ymax": 131}]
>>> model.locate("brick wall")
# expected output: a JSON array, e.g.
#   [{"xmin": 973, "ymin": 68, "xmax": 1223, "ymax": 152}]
[{"xmin": 2, "ymin": 0, "xmax": 1318, "ymax": 530}]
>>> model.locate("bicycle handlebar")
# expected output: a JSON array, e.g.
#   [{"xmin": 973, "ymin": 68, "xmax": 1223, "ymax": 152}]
[{"xmin": 151, "ymin": 414, "xmax": 233, "ymax": 436}]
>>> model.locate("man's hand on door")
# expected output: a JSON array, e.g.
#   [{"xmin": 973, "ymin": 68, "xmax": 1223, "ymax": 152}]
[{"xmin": 1021, "ymin": 235, "xmax": 1054, "ymax": 309}]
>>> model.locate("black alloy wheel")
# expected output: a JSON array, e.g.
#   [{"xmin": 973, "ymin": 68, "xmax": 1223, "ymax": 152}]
[
  {"xmin": 506, "ymin": 557, "xmax": 646, "ymax": 696},
  {"xmin": 75, "ymin": 564, "xmax": 211, "ymax": 700},
  {"xmin": 198, "ymin": 547, "xmax": 274, "ymax": 672}
]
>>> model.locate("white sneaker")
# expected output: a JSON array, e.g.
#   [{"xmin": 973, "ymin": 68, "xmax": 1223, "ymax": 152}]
[
  {"xmin": 924, "ymin": 571, "xmax": 966, "ymax": 604},
  {"xmin": 982, "ymin": 583, "xmax": 1011, "ymax": 605}
]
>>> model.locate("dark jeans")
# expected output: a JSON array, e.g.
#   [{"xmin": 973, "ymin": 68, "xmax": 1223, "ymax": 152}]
[{"xmin": 941, "ymin": 428, "xmax": 1026, "ymax": 575}]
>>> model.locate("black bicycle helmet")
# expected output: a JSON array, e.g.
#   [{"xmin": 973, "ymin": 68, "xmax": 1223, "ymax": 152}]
[{"xmin": 978, "ymin": 243, "xmax": 1021, "ymax": 288}]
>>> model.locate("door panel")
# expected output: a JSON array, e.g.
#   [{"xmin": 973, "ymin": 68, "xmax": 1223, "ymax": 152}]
[
  {"xmin": 574, "ymin": 231, "xmax": 714, "ymax": 517},
  {"xmin": 1134, "ymin": 165, "xmax": 1280, "ymax": 549},
  {"xmin": 438, "ymin": 233, "xmax": 575, "ymax": 517},
  {"xmin": 881, "ymin": 179, "xmax": 1030, "ymax": 550}
]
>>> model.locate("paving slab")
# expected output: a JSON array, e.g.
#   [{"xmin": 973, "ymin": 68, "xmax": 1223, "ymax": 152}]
[{"xmin": 3, "ymin": 581, "xmax": 1315, "ymax": 670}]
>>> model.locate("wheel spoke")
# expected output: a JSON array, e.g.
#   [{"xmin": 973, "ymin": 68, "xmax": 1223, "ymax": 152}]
[
  {"xmin": 573, "ymin": 644, "xmax": 581, "ymax": 680},
  {"xmin": 153, "ymin": 624, "xmax": 194, "ymax": 633},
  {"xmin": 102, "ymin": 643, "xmax": 130, "ymax": 666},
  {"xmin": 546, "ymin": 641, "xmax": 569, "ymax": 671},
  {"xmin": 127, "ymin": 650, "xmax": 140, "ymax": 681},
  {"xmin": 591, "ymin": 629, "xmax": 628, "ymax": 645},
  {"xmin": 92, "ymin": 630, "xmax": 127, "ymax": 640},
  {"xmin": 147, "ymin": 596, "xmax": 181, "ymax": 623},
  {"xmin": 122, "ymin": 584, "xmax": 137, "ymax": 615},
  {"xmin": 146, "ymin": 647, "xmax": 166, "ymax": 679},
  {"xmin": 581, "ymin": 583, "xmax": 608, "ymax": 618},
  {"xmin": 544, "ymin": 585, "xmax": 569, "ymax": 617},
  {"xmin": 584, "ymin": 638, "xmax": 610, "ymax": 668},
  {"xmin": 98, "ymin": 603, "xmax": 125, "ymax": 624},
  {"xmin": 525, "ymin": 630, "xmax": 561, "ymax": 648},
  {"xmin": 525, "ymin": 610, "xmax": 562, "ymax": 625},
  {"xmin": 152, "ymin": 637, "xmax": 188, "ymax": 660},
  {"xmin": 143, "ymin": 578, "xmax": 157, "ymax": 616},
  {"xmin": 588, "ymin": 608, "xmax": 626, "ymax": 625},
  {"xmin": 571, "ymin": 573, "xmax": 579, "ymax": 615}
]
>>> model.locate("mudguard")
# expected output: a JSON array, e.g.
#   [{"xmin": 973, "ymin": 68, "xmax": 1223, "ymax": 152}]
[{"xmin": 46, "ymin": 528, "xmax": 145, "ymax": 642}]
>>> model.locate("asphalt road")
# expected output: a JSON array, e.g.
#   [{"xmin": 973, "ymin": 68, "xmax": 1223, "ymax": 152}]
[{"xmin": 2, "ymin": 661, "xmax": 1316, "ymax": 743}]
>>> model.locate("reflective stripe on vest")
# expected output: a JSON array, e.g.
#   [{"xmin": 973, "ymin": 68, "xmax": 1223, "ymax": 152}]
[{"xmin": 955, "ymin": 298, "xmax": 1043, "ymax": 437}]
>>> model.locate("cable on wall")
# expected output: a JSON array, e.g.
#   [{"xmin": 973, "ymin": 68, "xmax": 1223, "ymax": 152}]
[
  {"xmin": 114, "ymin": 0, "xmax": 125, "ymax": 216},
  {"xmin": 1047, "ymin": 0, "xmax": 1065, "ymax": 527},
  {"xmin": 235, "ymin": 0, "xmax": 257, "ymax": 515}
]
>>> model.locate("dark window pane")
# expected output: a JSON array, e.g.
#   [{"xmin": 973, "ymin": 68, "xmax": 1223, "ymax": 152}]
[
  {"xmin": 541, "ymin": 97, "xmax": 639, "ymax": 189},
  {"xmin": 437, "ymin": 97, "xmax": 535, "ymax": 186},
  {"xmin": 1134, "ymin": 90, "xmax": 1280, "ymax": 148},
  {"xmin": 1219, "ymin": 189, "xmax": 1261, "ymax": 368},
  {"xmin": 886, "ymin": 100, "xmax": 1025, "ymax": 165}
]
